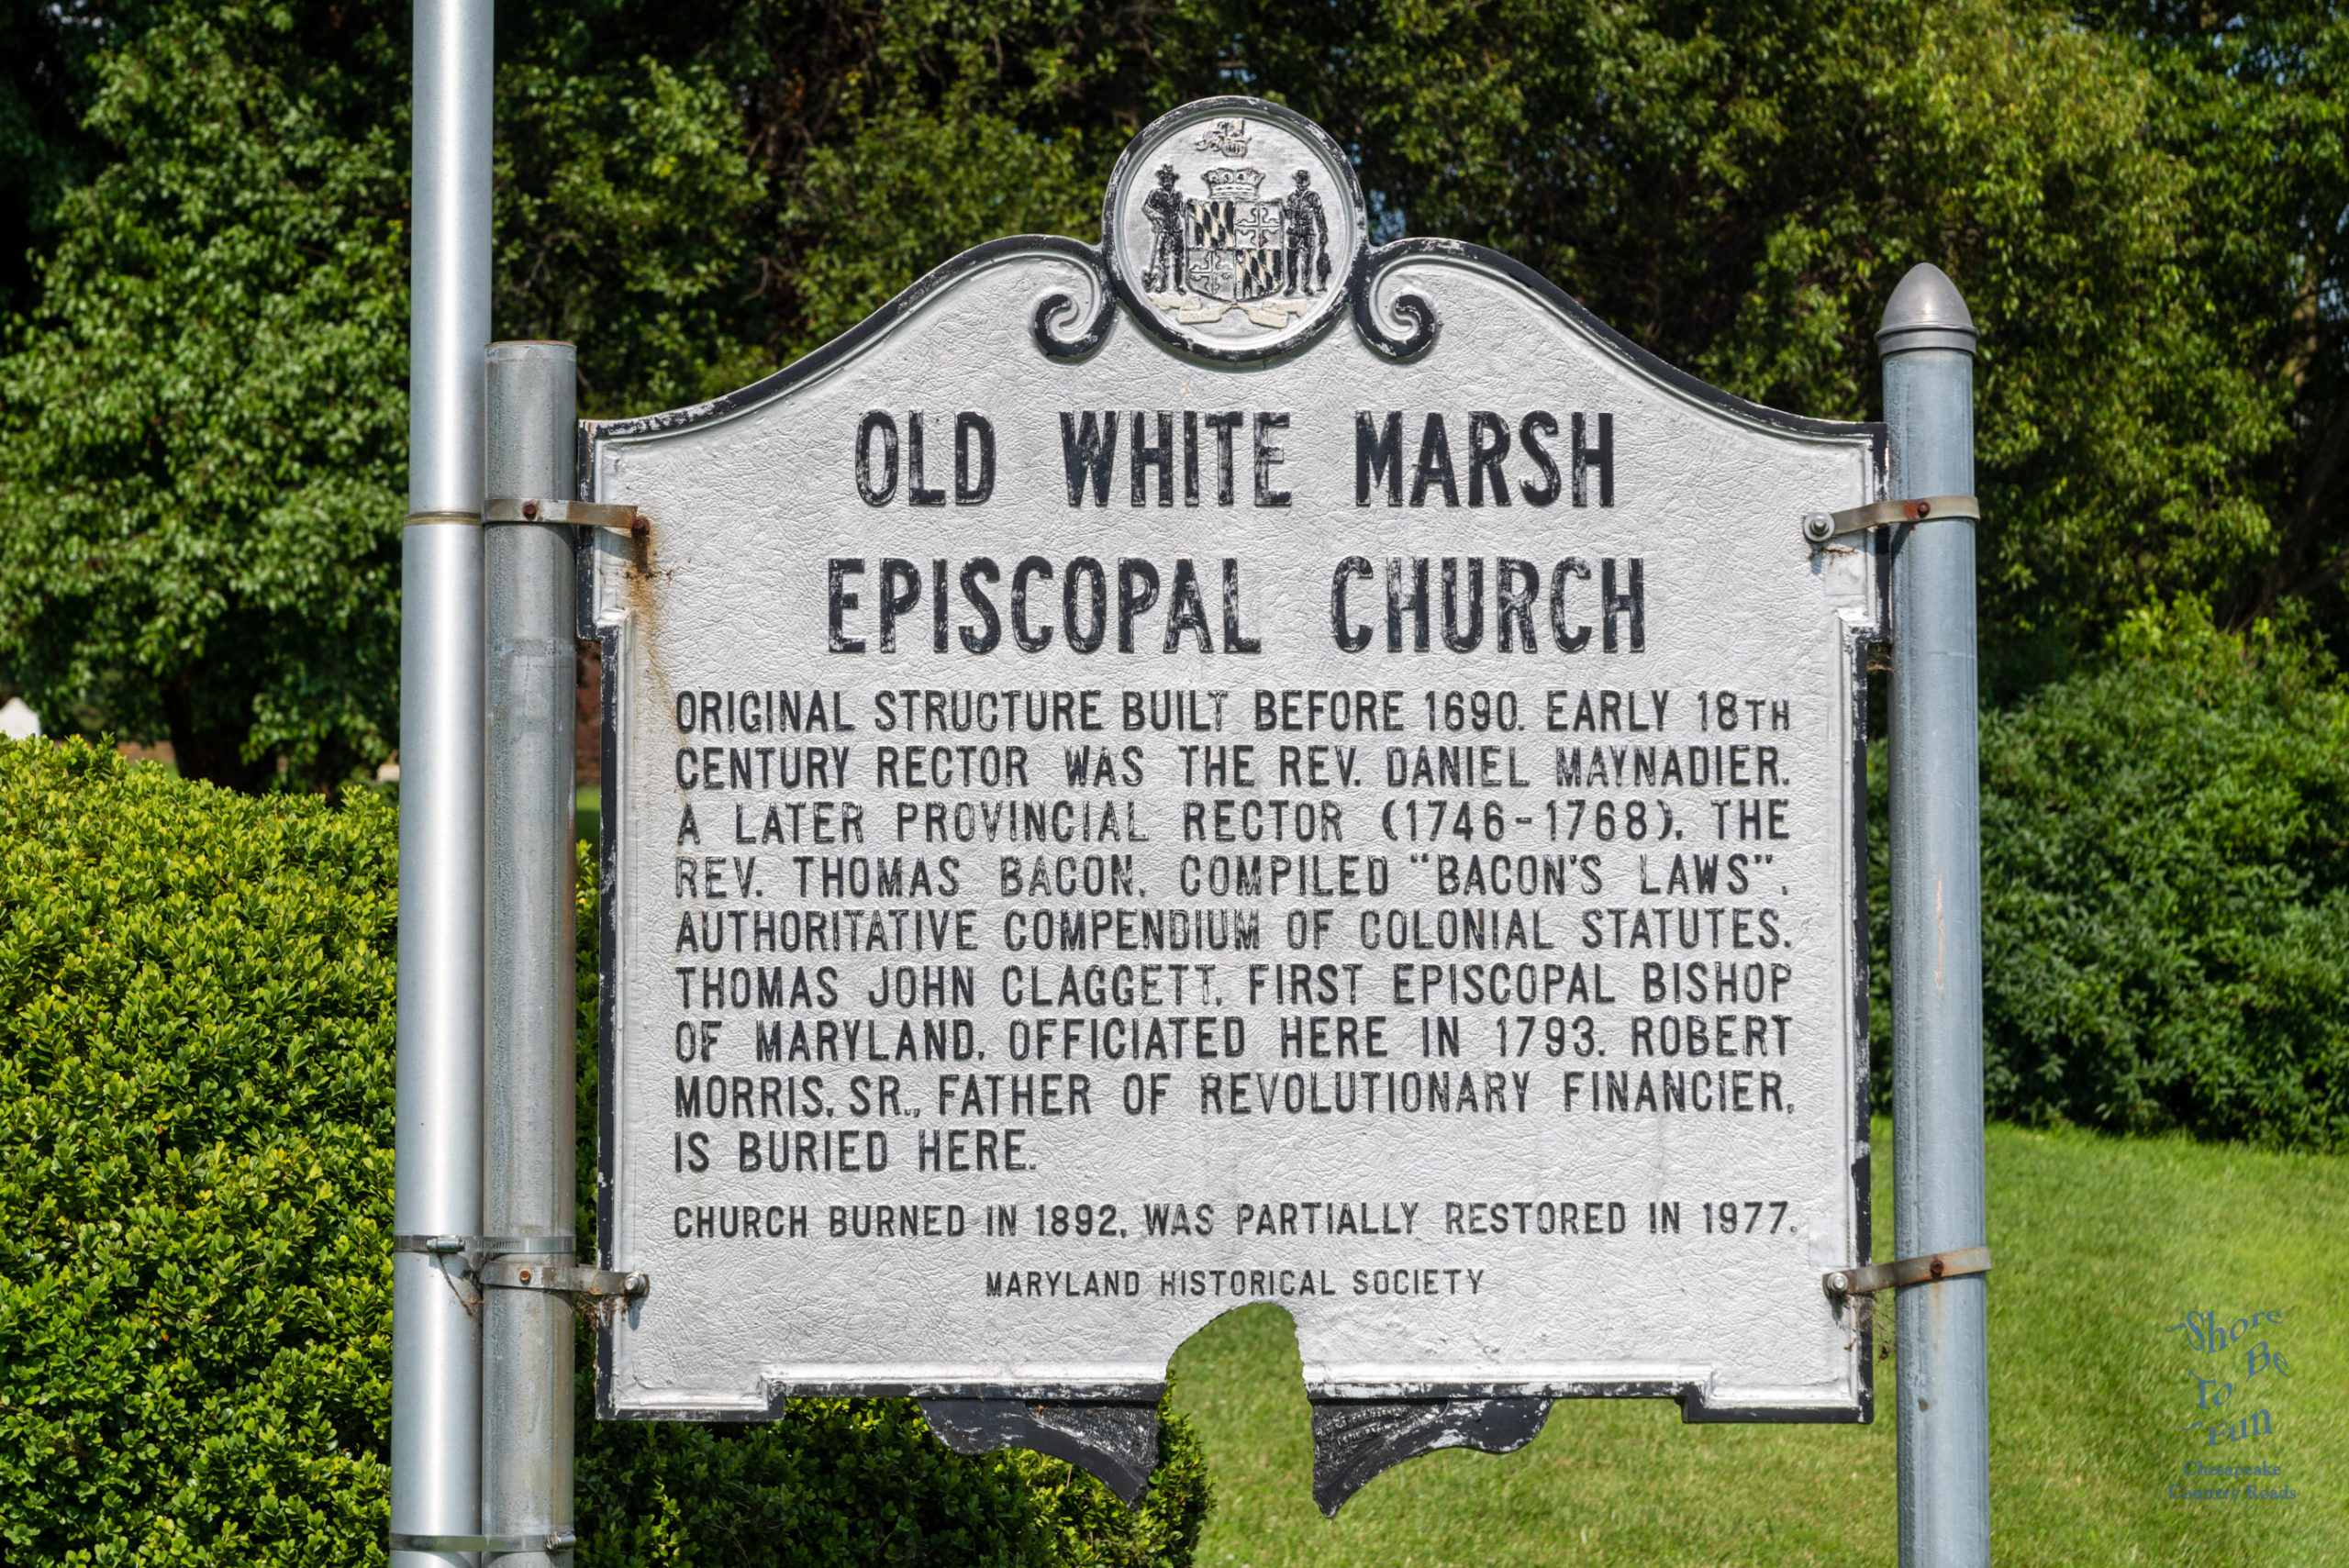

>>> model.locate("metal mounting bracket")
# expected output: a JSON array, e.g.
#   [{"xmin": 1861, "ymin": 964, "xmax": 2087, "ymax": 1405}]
[
  {"xmin": 393, "ymin": 1235, "xmax": 644, "ymax": 1300},
  {"xmin": 393, "ymin": 1233, "xmax": 579, "ymax": 1257},
  {"xmin": 1802, "ymin": 494, "xmax": 1980, "ymax": 545},
  {"xmin": 484, "ymin": 495, "xmax": 644, "ymax": 537},
  {"xmin": 1823, "ymin": 1244, "xmax": 1992, "ymax": 1299},
  {"xmin": 388, "ymin": 1529, "xmax": 580, "ymax": 1554},
  {"xmin": 478, "ymin": 1258, "xmax": 650, "ymax": 1301}
]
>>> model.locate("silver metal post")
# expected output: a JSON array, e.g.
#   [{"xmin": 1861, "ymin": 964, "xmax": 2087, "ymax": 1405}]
[
  {"xmin": 1878, "ymin": 264, "xmax": 1989, "ymax": 1567},
  {"xmin": 394, "ymin": 0, "xmax": 493, "ymax": 1563},
  {"xmin": 483, "ymin": 343, "xmax": 581, "ymax": 1565}
]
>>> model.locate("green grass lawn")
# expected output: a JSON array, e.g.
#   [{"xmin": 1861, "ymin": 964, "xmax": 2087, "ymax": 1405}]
[{"xmin": 1167, "ymin": 1119, "xmax": 2347, "ymax": 1566}]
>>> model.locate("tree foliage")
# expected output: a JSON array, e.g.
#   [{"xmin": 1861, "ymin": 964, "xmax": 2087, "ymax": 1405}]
[
  {"xmin": 0, "ymin": 0, "xmax": 2343, "ymax": 766},
  {"xmin": 2088, "ymin": 3, "xmax": 2349, "ymax": 628},
  {"xmin": 1130, "ymin": 0, "xmax": 2290, "ymax": 693},
  {"xmin": 0, "ymin": 0, "xmax": 136, "ymax": 318},
  {"xmin": 0, "ymin": 6, "xmax": 407, "ymax": 788}
]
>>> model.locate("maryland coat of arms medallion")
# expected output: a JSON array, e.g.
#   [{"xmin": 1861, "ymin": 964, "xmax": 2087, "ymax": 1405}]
[{"xmin": 1100, "ymin": 97, "xmax": 1368, "ymax": 360}]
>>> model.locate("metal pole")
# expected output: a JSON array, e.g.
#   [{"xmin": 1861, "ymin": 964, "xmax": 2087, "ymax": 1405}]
[
  {"xmin": 1878, "ymin": 263, "xmax": 1988, "ymax": 1567},
  {"xmin": 483, "ymin": 343, "xmax": 580, "ymax": 1564},
  {"xmin": 394, "ymin": 0, "xmax": 492, "ymax": 1563}
]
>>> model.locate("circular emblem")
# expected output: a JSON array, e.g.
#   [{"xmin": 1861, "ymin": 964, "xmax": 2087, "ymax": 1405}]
[{"xmin": 1100, "ymin": 96, "xmax": 1367, "ymax": 361}]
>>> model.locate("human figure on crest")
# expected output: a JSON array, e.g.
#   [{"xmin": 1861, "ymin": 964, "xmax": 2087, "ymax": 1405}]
[
  {"xmin": 1143, "ymin": 164, "xmax": 1188, "ymax": 294},
  {"xmin": 1283, "ymin": 170, "xmax": 1329, "ymax": 296}
]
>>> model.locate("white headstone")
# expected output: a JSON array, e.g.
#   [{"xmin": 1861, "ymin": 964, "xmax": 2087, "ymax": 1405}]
[{"xmin": 0, "ymin": 697, "xmax": 41, "ymax": 740}]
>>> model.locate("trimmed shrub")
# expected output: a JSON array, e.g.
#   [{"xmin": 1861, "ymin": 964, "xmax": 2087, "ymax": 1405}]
[
  {"xmin": 0, "ymin": 740, "xmax": 398, "ymax": 1563},
  {"xmin": 576, "ymin": 1396, "xmax": 1212, "ymax": 1568},
  {"xmin": 0, "ymin": 740, "xmax": 1210, "ymax": 1564},
  {"xmin": 1869, "ymin": 603, "xmax": 2349, "ymax": 1147}
]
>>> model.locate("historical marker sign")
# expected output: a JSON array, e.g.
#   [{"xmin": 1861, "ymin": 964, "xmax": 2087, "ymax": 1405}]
[{"xmin": 585, "ymin": 96, "xmax": 1882, "ymax": 1509}]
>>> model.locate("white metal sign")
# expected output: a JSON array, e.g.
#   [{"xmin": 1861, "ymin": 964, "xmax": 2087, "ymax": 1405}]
[{"xmin": 586, "ymin": 95, "xmax": 1882, "ymax": 1509}]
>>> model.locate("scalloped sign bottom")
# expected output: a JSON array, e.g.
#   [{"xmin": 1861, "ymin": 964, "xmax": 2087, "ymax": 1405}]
[{"xmin": 584, "ymin": 95, "xmax": 1884, "ymax": 1509}]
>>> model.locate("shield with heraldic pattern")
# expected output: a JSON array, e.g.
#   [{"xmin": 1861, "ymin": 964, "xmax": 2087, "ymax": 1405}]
[{"xmin": 1186, "ymin": 166, "xmax": 1283, "ymax": 304}]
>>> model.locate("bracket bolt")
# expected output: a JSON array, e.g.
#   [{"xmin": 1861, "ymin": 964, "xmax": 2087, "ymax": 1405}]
[
  {"xmin": 1827, "ymin": 1271, "xmax": 1850, "ymax": 1294},
  {"xmin": 521, "ymin": 499, "xmax": 540, "ymax": 520},
  {"xmin": 1801, "ymin": 512, "xmax": 1834, "ymax": 545},
  {"xmin": 518, "ymin": 1268, "xmax": 532, "ymax": 1283}
]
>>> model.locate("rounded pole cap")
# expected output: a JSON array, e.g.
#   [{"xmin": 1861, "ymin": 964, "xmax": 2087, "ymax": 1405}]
[{"xmin": 1875, "ymin": 263, "xmax": 1976, "ymax": 356}]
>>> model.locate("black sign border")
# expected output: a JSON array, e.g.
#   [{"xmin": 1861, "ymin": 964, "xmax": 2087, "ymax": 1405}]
[{"xmin": 579, "ymin": 217, "xmax": 1890, "ymax": 1479}]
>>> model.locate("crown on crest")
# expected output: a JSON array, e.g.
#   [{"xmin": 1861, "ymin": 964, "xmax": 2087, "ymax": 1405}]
[{"xmin": 1201, "ymin": 165, "xmax": 1264, "ymax": 202}]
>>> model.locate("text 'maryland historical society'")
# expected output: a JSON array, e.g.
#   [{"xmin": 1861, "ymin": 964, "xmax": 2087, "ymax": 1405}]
[{"xmin": 584, "ymin": 97, "xmax": 1885, "ymax": 1446}]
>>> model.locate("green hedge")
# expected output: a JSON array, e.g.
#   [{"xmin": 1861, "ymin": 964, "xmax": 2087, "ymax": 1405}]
[
  {"xmin": 577, "ymin": 1400, "xmax": 1210, "ymax": 1568},
  {"xmin": 0, "ymin": 740, "xmax": 1209, "ymax": 1564},
  {"xmin": 0, "ymin": 740, "xmax": 396, "ymax": 1562},
  {"xmin": 1870, "ymin": 602, "xmax": 2349, "ymax": 1148}
]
